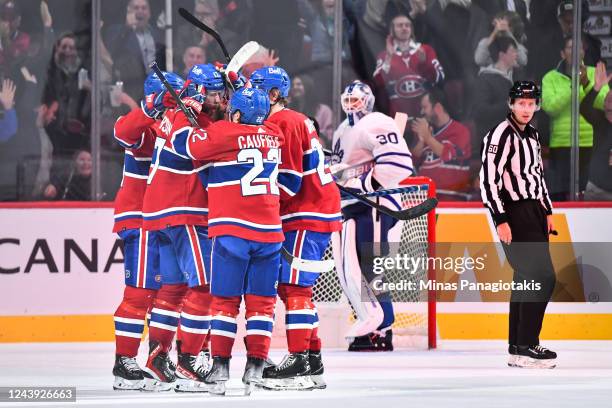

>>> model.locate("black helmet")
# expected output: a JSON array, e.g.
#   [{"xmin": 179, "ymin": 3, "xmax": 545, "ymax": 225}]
[{"xmin": 509, "ymin": 81, "xmax": 541, "ymax": 101}]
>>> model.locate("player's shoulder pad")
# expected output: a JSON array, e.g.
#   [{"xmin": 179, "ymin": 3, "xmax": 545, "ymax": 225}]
[{"xmin": 359, "ymin": 112, "xmax": 398, "ymax": 132}]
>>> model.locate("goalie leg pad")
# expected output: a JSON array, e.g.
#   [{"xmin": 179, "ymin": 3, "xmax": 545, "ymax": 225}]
[
  {"xmin": 114, "ymin": 286, "xmax": 156, "ymax": 357},
  {"xmin": 332, "ymin": 221, "xmax": 384, "ymax": 339}
]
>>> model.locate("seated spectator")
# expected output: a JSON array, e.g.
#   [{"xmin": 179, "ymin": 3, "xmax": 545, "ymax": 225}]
[
  {"xmin": 580, "ymin": 62, "xmax": 612, "ymax": 201},
  {"xmin": 411, "ymin": 88, "xmax": 472, "ymax": 200},
  {"xmin": 542, "ymin": 36, "xmax": 609, "ymax": 200},
  {"xmin": 43, "ymin": 149, "xmax": 92, "ymax": 201},
  {"xmin": 288, "ymin": 74, "xmax": 333, "ymax": 146},
  {"xmin": 471, "ymin": 35, "xmax": 518, "ymax": 151},
  {"xmin": 0, "ymin": 77, "xmax": 17, "ymax": 142},
  {"xmin": 41, "ymin": 32, "xmax": 91, "ymax": 157},
  {"xmin": 103, "ymin": 0, "xmax": 165, "ymax": 101},
  {"xmin": 0, "ymin": 0, "xmax": 30, "ymax": 77},
  {"xmin": 181, "ymin": 45, "xmax": 206, "ymax": 77},
  {"xmin": 372, "ymin": 13, "xmax": 444, "ymax": 121},
  {"xmin": 474, "ymin": 10, "xmax": 527, "ymax": 69}
]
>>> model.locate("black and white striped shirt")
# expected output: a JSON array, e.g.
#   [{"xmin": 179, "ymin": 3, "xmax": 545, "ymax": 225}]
[{"xmin": 480, "ymin": 114, "xmax": 553, "ymax": 226}]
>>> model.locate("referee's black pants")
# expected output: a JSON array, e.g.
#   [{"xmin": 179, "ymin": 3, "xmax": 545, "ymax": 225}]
[{"xmin": 502, "ymin": 200, "xmax": 557, "ymax": 346}]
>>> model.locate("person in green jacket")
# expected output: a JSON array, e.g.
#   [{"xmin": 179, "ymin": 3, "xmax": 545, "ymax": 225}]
[{"xmin": 541, "ymin": 35, "xmax": 608, "ymax": 200}]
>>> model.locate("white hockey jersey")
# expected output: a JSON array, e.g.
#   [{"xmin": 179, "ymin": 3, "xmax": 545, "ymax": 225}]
[{"xmin": 331, "ymin": 112, "xmax": 414, "ymax": 209}]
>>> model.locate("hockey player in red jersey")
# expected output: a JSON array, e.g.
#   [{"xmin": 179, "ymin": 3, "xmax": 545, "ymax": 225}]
[
  {"xmin": 111, "ymin": 71, "xmax": 184, "ymax": 391},
  {"xmin": 250, "ymin": 66, "xmax": 341, "ymax": 391},
  {"xmin": 373, "ymin": 14, "xmax": 444, "ymax": 120},
  {"xmin": 171, "ymin": 87, "xmax": 284, "ymax": 395},
  {"xmin": 140, "ymin": 63, "xmax": 226, "ymax": 392}
]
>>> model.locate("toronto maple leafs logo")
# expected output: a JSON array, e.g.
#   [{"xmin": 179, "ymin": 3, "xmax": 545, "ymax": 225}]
[{"xmin": 331, "ymin": 139, "xmax": 344, "ymax": 165}]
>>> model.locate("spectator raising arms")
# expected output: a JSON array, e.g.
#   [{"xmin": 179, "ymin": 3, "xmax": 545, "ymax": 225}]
[
  {"xmin": 542, "ymin": 36, "xmax": 609, "ymax": 200},
  {"xmin": 103, "ymin": 0, "xmax": 165, "ymax": 101},
  {"xmin": 373, "ymin": 13, "xmax": 444, "ymax": 121},
  {"xmin": 474, "ymin": 10, "xmax": 527, "ymax": 69},
  {"xmin": 0, "ymin": 77, "xmax": 17, "ymax": 142},
  {"xmin": 580, "ymin": 62, "xmax": 612, "ymax": 201},
  {"xmin": 0, "ymin": 0, "xmax": 30, "ymax": 76},
  {"xmin": 471, "ymin": 35, "xmax": 519, "ymax": 150}
]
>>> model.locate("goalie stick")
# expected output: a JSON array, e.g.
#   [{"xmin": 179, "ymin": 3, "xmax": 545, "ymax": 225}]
[
  {"xmin": 337, "ymin": 183, "xmax": 438, "ymax": 221},
  {"xmin": 150, "ymin": 62, "xmax": 199, "ymax": 127},
  {"xmin": 281, "ymin": 247, "xmax": 335, "ymax": 273}
]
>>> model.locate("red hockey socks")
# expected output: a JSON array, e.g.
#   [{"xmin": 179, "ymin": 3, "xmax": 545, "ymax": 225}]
[
  {"xmin": 209, "ymin": 296, "xmax": 240, "ymax": 358},
  {"xmin": 114, "ymin": 286, "xmax": 156, "ymax": 357},
  {"xmin": 177, "ymin": 285, "xmax": 212, "ymax": 355},
  {"xmin": 278, "ymin": 284, "xmax": 315, "ymax": 353},
  {"xmin": 244, "ymin": 294, "xmax": 276, "ymax": 359},
  {"xmin": 148, "ymin": 283, "xmax": 188, "ymax": 352}
]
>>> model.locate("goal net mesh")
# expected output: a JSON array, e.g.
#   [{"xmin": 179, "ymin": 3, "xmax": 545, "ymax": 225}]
[{"xmin": 312, "ymin": 179, "xmax": 433, "ymax": 340}]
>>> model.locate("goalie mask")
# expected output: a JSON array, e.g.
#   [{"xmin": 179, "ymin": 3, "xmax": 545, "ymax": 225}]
[{"xmin": 341, "ymin": 81, "xmax": 375, "ymax": 126}]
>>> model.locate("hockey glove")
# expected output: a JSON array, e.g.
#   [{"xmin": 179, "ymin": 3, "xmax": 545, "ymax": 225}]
[{"xmin": 141, "ymin": 91, "xmax": 167, "ymax": 119}]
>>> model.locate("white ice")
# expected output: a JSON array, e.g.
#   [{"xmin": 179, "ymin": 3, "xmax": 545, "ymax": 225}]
[{"xmin": 0, "ymin": 340, "xmax": 611, "ymax": 408}]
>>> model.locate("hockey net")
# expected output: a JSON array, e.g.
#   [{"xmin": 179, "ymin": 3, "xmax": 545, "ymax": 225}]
[{"xmin": 312, "ymin": 177, "xmax": 437, "ymax": 349}]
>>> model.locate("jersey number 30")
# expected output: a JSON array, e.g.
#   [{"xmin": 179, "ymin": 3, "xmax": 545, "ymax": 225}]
[
  {"xmin": 238, "ymin": 148, "xmax": 280, "ymax": 196},
  {"xmin": 376, "ymin": 132, "xmax": 399, "ymax": 145}
]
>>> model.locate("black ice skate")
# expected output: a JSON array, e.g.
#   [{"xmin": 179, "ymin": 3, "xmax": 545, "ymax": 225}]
[
  {"xmin": 309, "ymin": 351, "xmax": 326, "ymax": 389},
  {"xmin": 112, "ymin": 355, "xmax": 145, "ymax": 390},
  {"xmin": 261, "ymin": 352, "xmax": 314, "ymax": 391},
  {"xmin": 348, "ymin": 330, "xmax": 394, "ymax": 352},
  {"xmin": 515, "ymin": 345, "xmax": 557, "ymax": 369},
  {"xmin": 141, "ymin": 341, "xmax": 176, "ymax": 391},
  {"xmin": 174, "ymin": 352, "xmax": 209, "ymax": 393},
  {"xmin": 242, "ymin": 356, "xmax": 266, "ymax": 395},
  {"xmin": 204, "ymin": 356, "xmax": 230, "ymax": 395}
]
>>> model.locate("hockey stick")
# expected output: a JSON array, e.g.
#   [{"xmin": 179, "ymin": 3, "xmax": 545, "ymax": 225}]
[
  {"xmin": 281, "ymin": 248, "xmax": 335, "ymax": 273},
  {"xmin": 178, "ymin": 7, "xmax": 230, "ymax": 63},
  {"xmin": 339, "ymin": 185, "xmax": 422, "ymax": 200},
  {"xmin": 150, "ymin": 62, "xmax": 199, "ymax": 127},
  {"xmin": 337, "ymin": 183, "xmax": 438, "ymax": 221}
]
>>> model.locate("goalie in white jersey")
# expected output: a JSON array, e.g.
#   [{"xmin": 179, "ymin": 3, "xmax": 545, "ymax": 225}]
[{"xmin": 331, "ymin": 80, "xmax": 414, "ymax": 351}]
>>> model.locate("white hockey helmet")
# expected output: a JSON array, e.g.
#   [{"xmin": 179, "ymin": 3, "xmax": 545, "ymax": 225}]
[{"xmin": 341, "ymin": 80, "xmax": 375, "ymax": 125}]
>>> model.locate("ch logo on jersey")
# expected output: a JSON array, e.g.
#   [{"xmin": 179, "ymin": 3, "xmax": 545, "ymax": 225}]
[
  {"xmin": 488, "ymin": 144, "xmax": 498, "ymax": 154},
  {"xmin": 395, "ymin": 75, "xmax": 425, "ymax": 98},
  {"xmin": 331, "ymin": 139, "xmax": 344, "ymax": 165}
]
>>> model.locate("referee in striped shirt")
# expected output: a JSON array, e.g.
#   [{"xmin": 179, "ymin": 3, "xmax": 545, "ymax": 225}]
[{"xmin": 480, "ymin": 81, "xmax": 558, "ymax": 368}]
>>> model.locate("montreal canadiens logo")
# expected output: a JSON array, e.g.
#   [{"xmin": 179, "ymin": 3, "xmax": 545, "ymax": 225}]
[{"xmin": 395, "ymin": 75, "xmax": 425, "ymax": 98}]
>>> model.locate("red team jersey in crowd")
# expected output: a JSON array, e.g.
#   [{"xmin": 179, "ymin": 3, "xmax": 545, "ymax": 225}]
[
  {"xmin": 141, "ymin": 109, "xmax": 211, "ymax": 231},
  {"xmin": 373, "ymin": 43, "xmax": 444, "ymax": 119},
  {"xmin": 413, "ymin": 119, "xmax": 472, "ymax": 200},
  {"xmin": 268, "ymin": 108, "xmax": 342, "ymax": 233},
  {"xmin": 112, "ymin": 109, "xmax": 158, "ymax": 233},
  {"xmin": 173, "ymin": 114, "xmax": 286, "ymax": 243}
]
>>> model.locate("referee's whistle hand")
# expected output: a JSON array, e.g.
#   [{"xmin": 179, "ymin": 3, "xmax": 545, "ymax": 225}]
[{"xmin": 497, "ymin": 222, "xmax": 512, "ymax": 245}]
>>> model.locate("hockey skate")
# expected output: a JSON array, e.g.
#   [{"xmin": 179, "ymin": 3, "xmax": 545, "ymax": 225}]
[
  {"xmin": 112, "ymin": 355, "xmax": 145, "ymax": 390},
  {"xmin": 141, "ymin": 341, "xmax": 176, "ymax": 391},
  {"xmin": 348, "ymin": 330, "xmax": 394, "ymax": 352},
  {"xmin": 203, "ymin": 356, "xmax": 230, "ymax": 395},
  {"xmin": 242, "ymin": 356, "xmax": 266, "ymax": 395},
  {"xmin": 309, "ymin": 351, "xmax": 326, "ymax": 389},
  {"xmin": 507, "ymin": 345, "xmax": 518, "ymax": 367},
  {"xmin": 514, "ymin": 345, "xmax": 557, "ymax": 369},
  {"xmin": 261, "ymin": 352, "xmax": 314, "ymax": 391},
  {"xmin": 174, "ymin": 352, "xmax": 209, "ymax": 393}
]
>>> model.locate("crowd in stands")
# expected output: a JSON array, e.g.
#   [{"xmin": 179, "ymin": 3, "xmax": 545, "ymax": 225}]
[{"xmin": 0, "ymin": 0, "xmax": 610, "ymax": 202}]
